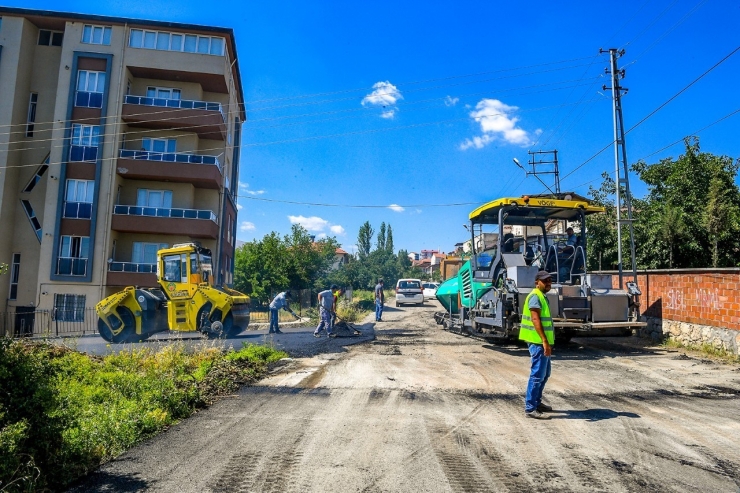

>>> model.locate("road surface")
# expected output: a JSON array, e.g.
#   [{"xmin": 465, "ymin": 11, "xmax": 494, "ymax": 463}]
[{"xmin": 72, "ymin": 301, "xmax": 740, "ymax": 492}]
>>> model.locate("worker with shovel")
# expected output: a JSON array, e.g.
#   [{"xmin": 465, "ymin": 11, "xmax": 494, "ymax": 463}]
[
  {"xmin": 269, "ymin": 290, "xmax": 298, "ymax": 334},
  {"xmin": 314, "ymin": 287, "xmax": 336, "ymax": 338}
]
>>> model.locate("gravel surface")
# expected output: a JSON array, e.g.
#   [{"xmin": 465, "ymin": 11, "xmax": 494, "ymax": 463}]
[{"xmin": 70, "ymin": 301, "xmax": 740, "ymax": 492}]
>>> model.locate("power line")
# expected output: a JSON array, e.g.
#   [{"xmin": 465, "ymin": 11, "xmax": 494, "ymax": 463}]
[
  {"xmin": 239, "ymin": 195, "xmax": 481, "ymax": 209},
  {"xmin": 560, "ymin": 45, "xmax": 740, "ymax": 183},
  {"xmin": 245, "ymin": 54, "xmax": 599, "ymax": 105}
]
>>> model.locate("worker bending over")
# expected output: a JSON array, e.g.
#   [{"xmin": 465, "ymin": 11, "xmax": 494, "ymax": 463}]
[
  {"xmin": 268, "ymin": 290, "xmax": 298, "ymax": 334},
  {"xmin": 314, "ymin": 288, "xmax": 336, "ymax": 338}
]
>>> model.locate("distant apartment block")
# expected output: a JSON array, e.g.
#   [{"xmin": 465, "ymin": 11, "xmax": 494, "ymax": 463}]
[{"xmin": 0, "ymin": 8, "xmax": 245, "ymax": 316}]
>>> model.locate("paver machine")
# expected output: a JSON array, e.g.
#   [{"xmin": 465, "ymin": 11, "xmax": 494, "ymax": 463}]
[
  {"xmin": 435, "ymin": 194, "xmax": 646, "ymax": 343},
  {"xmin": 96, "ymin": 243, "xmax": 250, "ymax": 342}
]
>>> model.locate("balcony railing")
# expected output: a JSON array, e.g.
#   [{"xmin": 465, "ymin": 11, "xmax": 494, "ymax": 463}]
[
  {"xmin": 75, "ymin": 91, "xmax": 104, "ymax": 109},
  {"xmin": 108, "ymin": 261, "xmax": 156, "ymax": 273},
  {"xmin": 119, "ymin": 149, "xmax": 221, "ymax": 169},
  {"xmin": 113, "ymin": 205, "xmax": 218, "ymax": 223},
  {"xmin": 57, "ymin": 257, "xmax": 88, "ymax": 276},
  {"xmin": 63, "ymin": 202, "xmax": 92, "ymax": 219},
  {"xmin": 124, "ymin": 95, "xmax": 225, "ymax": 122}
]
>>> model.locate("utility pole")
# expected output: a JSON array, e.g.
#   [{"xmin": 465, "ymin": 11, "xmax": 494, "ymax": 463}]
[
  {"xmin": 601, "ymin": 48, "xmax": 637, "ymax": 289},
  {"xmin": 512, "ymin": 149, "xmax": 561, "ymax": 196},
  {"xmin": 528, "ymin": 150, "xmax": 561, "ymax": 194}
]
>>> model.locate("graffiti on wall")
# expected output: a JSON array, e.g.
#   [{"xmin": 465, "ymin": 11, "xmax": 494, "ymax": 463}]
[
  {"xmin": 665, "ymin": 289, "xmax": 683, "ymax": 310},
  {"xmin": 663, "ymin": 288, "xmax": 720, "ymax": 311}
]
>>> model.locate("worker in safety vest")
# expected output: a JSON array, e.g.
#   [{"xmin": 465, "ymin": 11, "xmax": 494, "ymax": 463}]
[{"xmin": 519, "ymin": 270, "xmax": 555, "ymax": 419}]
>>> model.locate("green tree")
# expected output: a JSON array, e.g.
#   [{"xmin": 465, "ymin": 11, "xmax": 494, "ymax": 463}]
[
  {"xmin": 704, "ymin": 175, "xmax": 738, "ymax": 267},
  {"xmin": 659, "ymin": 204, "xmax": 686, "ymax": 269},
  {"xmin": 386, "ymin": 225, "xmax": 394, "ymax": 253},
  {"xmin": 357, "ymin": 221, "xmax": 374, "ymax": 258},
  {"xmin": 234, "ymin": 232, "xmax": 289, "ymax": 302},
  {"xmin": 377, "ymin": 222, "xmax": 386, "ymax": 252}
]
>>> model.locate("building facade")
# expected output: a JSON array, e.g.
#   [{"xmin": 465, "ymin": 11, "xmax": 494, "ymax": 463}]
[{"xmin": 0, "ymin": 8, "xmax": 245, "ymax": 321}]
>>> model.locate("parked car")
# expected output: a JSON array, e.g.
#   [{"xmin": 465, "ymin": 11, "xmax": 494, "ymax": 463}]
[
  {"xmin": 395, "ymin": 278, "xmax": 424, "ymax": 306},
  {"xmin": 422, "ymin": 282, "xmax": 440, "ymax": 300}
]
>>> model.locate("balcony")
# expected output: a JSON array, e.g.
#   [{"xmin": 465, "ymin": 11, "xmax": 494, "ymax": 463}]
[
  {"xmin": 107, "ymin": 261, "xmax": 158, "ymax": 287},
  {"xmin": 111, "ymin": 205, "xmax": 219, "ymax": 239},
  {"xmin": 57, "ymin": 257, "xmax": 88, "ymax": 276},
  {"xmin": 63, "ymin": 202, "xmax": 92, "ymax": 219},
  {"xmin": 117, "ymin": 149, "xmax": 223, "ymax": 189},
  {"xmin": 122, "ymin": 95, "xmax": 226, "ymax": 140}
]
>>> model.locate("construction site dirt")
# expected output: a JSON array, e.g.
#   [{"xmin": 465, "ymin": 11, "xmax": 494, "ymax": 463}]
[{"xmin": 72, "ymin": 301, "xmax": 740, "ymax": 493}]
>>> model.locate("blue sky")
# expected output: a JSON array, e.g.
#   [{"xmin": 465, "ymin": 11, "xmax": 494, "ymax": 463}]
[{"xmin": 8, "ymin": 0, "xmax": 740, "ymax": 254}]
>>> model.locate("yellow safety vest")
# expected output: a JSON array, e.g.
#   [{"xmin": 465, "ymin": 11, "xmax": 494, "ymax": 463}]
[{"xmin": 519, "ymin": 288, "xmax": 554, "ymax": 345}]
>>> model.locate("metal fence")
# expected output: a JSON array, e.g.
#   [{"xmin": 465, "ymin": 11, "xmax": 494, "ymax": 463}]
[{"xmin": 1, "ymin": 308, "xmax": 98, "ymax": 338}]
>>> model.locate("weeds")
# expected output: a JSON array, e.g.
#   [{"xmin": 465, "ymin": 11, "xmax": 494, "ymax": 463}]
[
  {"xmin": 662, "ymin": 338, "xmax": 740, "ymax": 363},
  {"xmin": 0, "ymin": 339, "xmax": 286, "ymax": 491}
]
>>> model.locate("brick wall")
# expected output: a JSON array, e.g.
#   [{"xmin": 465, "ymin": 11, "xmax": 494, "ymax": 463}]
[{"xmin": 600, "ymin": 269, "xmax": 740, "ymax": 331}]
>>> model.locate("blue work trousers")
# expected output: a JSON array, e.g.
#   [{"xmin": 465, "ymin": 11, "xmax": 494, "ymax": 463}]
[
  {"xmin": 269, "ymin": 308, "xmax": 279, "ymax": 333},
  {"xmin": 375, "ymin": 299, "xmax": 384, "ymax": 321},
  {"xmin": 315, "ymin": 307, "xmax": 333, "ymax": 335},
  {"xmin": 525, "ymin": 343, "xmax": 551, "ymax": 413}
]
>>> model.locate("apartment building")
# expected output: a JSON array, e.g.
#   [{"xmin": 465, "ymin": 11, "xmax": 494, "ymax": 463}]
[{"xmin": 0, "ymin": 7, "xmax": 245, "ymax": 319}]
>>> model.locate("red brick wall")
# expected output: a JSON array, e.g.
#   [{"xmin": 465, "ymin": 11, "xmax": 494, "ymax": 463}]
[{"xmin": 603, "ymin": 270, "xmax": 740, "ymax": 331}]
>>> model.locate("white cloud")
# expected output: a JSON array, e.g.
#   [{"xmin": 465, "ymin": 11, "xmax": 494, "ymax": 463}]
[
  {"xmin": 316, "ymin": 233, "xmax": 328, "ymax": 240},
  {"xmin": 240, "ymin": 221, "xmax": 255, "ymax": 232},
  {"xmin": 237, "ymin": 204, "xmax": 243, "ymax": 210},
  {"xmin": 362, "ymin": 81, "xmax": 402, "ymax": 106},
  {"xmin": 288, "ymin": 215, "xmax": 330, "ymax": 232},
  {"xmin": 459, "ymin": 99, "xmax": 535, "ymax": 150},
  {"xmin": 388, "ymin": 204, "xmax": 405, "ymax": 212},
  {"xmin": 246, "ymin": 190, "xmax": 265, "ymax": 195},
  {"xmin": 444, "ymin": 96, "xmax": 459, "ymax": 107},
  {"xmin": 239, "ymin": 182, "xmax": 249, "ymax": 190},
  {"xmin": 362, "ymin": 81, "xmax": 402, "ymax": 119},
  {"xmin": 330, "ymin": 225, "xmax": 346, "ymax": 235}
]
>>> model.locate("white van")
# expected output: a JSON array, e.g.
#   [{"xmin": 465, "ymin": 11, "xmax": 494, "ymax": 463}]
[{"xmin": 395, "ymin": 279, "xmax": 424, "ymax": 307}]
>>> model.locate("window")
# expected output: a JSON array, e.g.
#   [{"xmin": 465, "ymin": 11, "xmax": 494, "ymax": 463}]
[
  {"xmin": 141, "ymin": 138, "xmax": 176, "ymax": 154},
  {"xmin": 22, "ymin": 157, "xmax": 49, "ymax": 193},
  {"xmin": 128, "ymin": 28, "xmax": 224, "ymax": 56},
  {"xmin": 133, "ymin": 242, "xmax": 168, "ymax": 264},
  {"xmin": 146, "ymin": 86, "xmax": 181, "ymax": 100},
  {"xmin": 63, "ymin": 179, "xmax": 95, "ymax": 219},
  {"xmin": 58, "ymin": 236, "xmax": 89, "ymax": 276},
  {"xmin": 75, "ymin": 70, "xmax": 106, "ymax": 108},
  {"xmin": 69, "ymin": 124, "xmax": 100, "ymax": 161},
  {"xmin": 53, "ymin": 294, "xmax": 86, "ymax": 322},
  {"xmin": 162, "ymin": 254, "xmax": 187, "ymax": 282},
  {"xmin": 136, "ymin": 189, "xmax": 173, "ymax": 208},
  {"xmin": 82, "ymin": 25, "xmax": 112, "ymax": 45},
  {"xmin": 26, "ymin": 93, "xmax": 37, "ymax": 137},
  {"xmin": 20, "ymin": 200, "xmax": 42, "ymax": 242},
  {"xmin": 9, "ymin": 254, "xmax": 20, "ymax": 300},
  {"xmin": 38, "ymin": 30, "xmax": 63, "ymax": 46}
]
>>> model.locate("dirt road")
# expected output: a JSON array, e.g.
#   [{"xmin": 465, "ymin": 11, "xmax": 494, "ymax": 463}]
[{"xmin": 74, "ymin": 301, "xmax": 740, "ymax": 492}]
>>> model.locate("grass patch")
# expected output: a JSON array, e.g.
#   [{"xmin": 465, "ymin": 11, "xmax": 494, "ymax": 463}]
[
  {"xmin": 662, "ymin": 338, "xmax": 740, "ymax": 363},
  {"xmin": 0, "ymin": 339, "xmax": 287, "ymax": 491}
]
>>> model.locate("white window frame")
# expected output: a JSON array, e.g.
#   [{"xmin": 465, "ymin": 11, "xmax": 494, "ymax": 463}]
[
  {"xmin": 141, "ymin": 138, "xmax": 176, "ymax": 153},
  {"xmin": 132, "ymin": 242, "xmax": 168, "ymax": 264},
  {"xmin": 26, "ymin": 93, "xmax": 38, "ymax": 137},
  {"xmin": 136, "ymin": 189, "xmax": 173, "ymax": 208},
  {"xmin": 60, "ymin": 235, "xmax": 90, "ymax": 259},
  {"xmin": 146, "ymin": 86, "xmax": 181, "ymax": 100},
  {"xmin": 81, "ymin": 25, "xmax": 112, "ymax": 45},
  {"xmin": 71, "ymin": 124, "xmax": 100, "ymax": 147},
  {"xmin": 9, "ymin": 253, "xmax": 20, "ymax": 300},
  {"xmin": 129, "ymin": 28, "xmax": 224, "ymax": 56},
  {"xmin": 77, "ymin": 70, "xmax": 106, "ymax": 94},
  {"xmin": 65, "ymin": 179, "xmax": 95, "ymax": 203}
]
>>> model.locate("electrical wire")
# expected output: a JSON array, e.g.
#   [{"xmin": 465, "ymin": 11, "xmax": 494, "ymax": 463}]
[
  {"xmin": 560, "ymin": 45, "xmax": 740, "ymax": 183},
  {"xmin": 238, "ymin": 195, "xmax": 481, "ymax": 208}
]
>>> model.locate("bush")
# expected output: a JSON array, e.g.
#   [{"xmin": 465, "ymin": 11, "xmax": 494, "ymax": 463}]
[{"xmin": 0, "ymin": 339, "xmax": 286, "ymax": 491}]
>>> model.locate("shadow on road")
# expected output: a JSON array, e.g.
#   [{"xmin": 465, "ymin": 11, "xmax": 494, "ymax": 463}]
[
  {"xmin": 482, "ymin": 338, "xmax": 670, "ymax": 361},
  {"xmin": 549, "ymin": 408, "xmax": 641, "ymax": 421},
  {"xmin": 68, "ymin": 470, "xmax": 151, "ymax": 492}
]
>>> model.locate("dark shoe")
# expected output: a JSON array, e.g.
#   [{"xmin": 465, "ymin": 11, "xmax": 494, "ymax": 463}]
[
  {"xmin": 537, "ymin": 402, "xmax": 553, "ymax": 412},
  {"xmin": 274, "ymin": 329, "xmax": 283, "ymax": 334},
  {"xmin": 525, "ymin": 410, "xmax": 549, "ymax": 420},
  {"xmin": 313, "ymin": 333, "xmax": 321, "ymax": 338},
  {"xmin": 328, "ymin": 333, "xmax": 337, "ymax": 338},
  {"xmin": 268, "ymin": 330, "xmax": 275, "ymax": 334}
]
